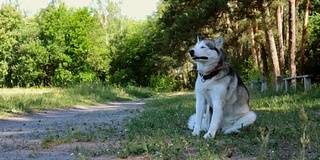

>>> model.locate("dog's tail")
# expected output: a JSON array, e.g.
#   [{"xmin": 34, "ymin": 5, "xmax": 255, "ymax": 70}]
[{"xmin": 187, "ymin": 113, "xmax": 209, "ymax": 131}]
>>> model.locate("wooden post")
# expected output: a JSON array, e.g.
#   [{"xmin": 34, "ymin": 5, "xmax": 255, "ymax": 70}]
[
  {"xmin": 284, "ymin": 79, "xmax": 289, "ymax": 92},
  {"xmin": 261, "ymin": 80, "xmax": 267, "ymax": 92},
  {"xmin": 293, "ymin": 78, "xmax": 297, "ymax": 90},
  {"xmin": 304, "ymin": 77, "xmax": 311, "ymax": 91},
  {"xmin": 276, "ymin": 76, "xmax": 283, "ymax": 92},
  {"xmin": 250, "ymin": 82, "xmax": 254, "ymax": 89}
]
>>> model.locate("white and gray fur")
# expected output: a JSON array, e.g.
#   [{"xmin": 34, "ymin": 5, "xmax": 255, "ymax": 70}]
[{"xmin": 188, "ymin": 35, "xmax": 256, "ymax": 139}]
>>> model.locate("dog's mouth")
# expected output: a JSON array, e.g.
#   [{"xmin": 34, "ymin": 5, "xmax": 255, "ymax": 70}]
[{"xmin": 192, "ymin": 56, "xmax": 208, "ymax": 60}]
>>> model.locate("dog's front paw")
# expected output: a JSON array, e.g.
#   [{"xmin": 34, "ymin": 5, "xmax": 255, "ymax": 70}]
[
  {"xmin": 223, "ymin": 128, "xmax": 240, "ymax": 134},
  {"xmin": 192, "ymin": 128, "xmax": 200, "ymax": 136},
  {"xmin": 203, "ymin": 132, "xmax": 215, "ymax": 139}
]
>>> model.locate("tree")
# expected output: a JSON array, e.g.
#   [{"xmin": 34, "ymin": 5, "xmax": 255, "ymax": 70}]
[
  {"xmin": 276, "ymin": 1, "xmax": 286, "ymax": 75},
  {"xmin": 36, "ymin": 2, "xmax": 108, "ymax": 85},
  {"xmin": 13, "ymin": 18, "xmax": 49, "ymax": 87},
  {"xmin": 87, "ymin": 14, "xmax": 110, "ymax": 82},
  {"xmin": 246, "ymin": 1, "xmax": 269, "ymax": 78},
  {"xmin": 0, "ymin": 0, "xmax": 317, "ymax": 89},
  {"xmin": 300, "ymin": 0, "xmax": 311, "ymax": 74},
  {"xmin": 305, "ymin": 9, "xmax": 320, "ymax": 76},
  {"xmin": 37, "ymin": 3, "xmax": 72, "ymax": 85},
  {"xmin": 64, "ymin": 8, "xmax": 96, "ymax": 82},
  {"xmin": 0, "ymin": 4, "xmax": 23, "ymax": 87},
  {"xmin": 109, "ymin": 20, "xmax": 156, "ymax": 86},
  {"xmin": 261, "ymin": 0, "xmax": 281, "ymax": 82},
  {"xmin": 288, "ymin": 0, "xmax": 297, "ymax": 85},
  {"xmin": 90, "ymin": 0, "xmax": 122, "ymax": 82},
  {"xmin": 92, "ymin": 0, "xmax": 122, "ymax": 45},
  {"xmin": 157, "ymin": 0, "xmax": 228, "ymax": 67}
]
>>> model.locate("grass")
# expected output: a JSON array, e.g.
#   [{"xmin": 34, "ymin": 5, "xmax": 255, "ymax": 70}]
[
  {"xmin": 0, "ymin": 82, "xmax": 154, "ymax": 117},
  {"xmin": 111, "ymin": 88, "xmax": 320, "ymax": 159},
  {"xmin": 2, "ymin": 84, "xmax": 320, "ymax": 159}
]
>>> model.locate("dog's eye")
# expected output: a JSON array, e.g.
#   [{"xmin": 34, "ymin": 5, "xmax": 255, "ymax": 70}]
[{"xmin": 201, "ymin": 46, "xmax": 206, "ymax": 49}]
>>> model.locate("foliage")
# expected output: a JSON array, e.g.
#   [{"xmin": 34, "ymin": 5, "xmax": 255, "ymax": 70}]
[
  {"xmin": 155, "ymin": 0, "xmax": 229, "ymax": 72},
  {"xmin": 154, "ymin": 0, "xmax": 318, "ymax": 86},
  {"xmin": 0, "ymin": 2, "xmax": 109, "ymax": 87},
  {"xmin": 108, "ymin": 19, "xmax": 158, "ymax": 87},
  {"xmin": 149, "ymin": 74, "xmax": 177, "ymax": 92},
  {"xmin": 241, "ymin": 58, "xmax": 261, "ymax": 81},
  {"xmin": 0, "ymin": 0, "xmax": 320, "ymax": 90},
  {"xmin": 305, "ymin": 13, "xmax": 320, "ymax": 76},
  {"xmin": 0, "ymin": 5, "xmax": 23, "ymax": 87},
  {"xmin": 36, "ymin": 4, "xmax": 102, "ymax": 85}
]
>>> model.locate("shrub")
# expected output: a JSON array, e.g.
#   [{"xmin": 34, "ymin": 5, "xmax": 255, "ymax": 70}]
[{"xmin": 149, "ymin": 74, "xmax": 177, "ymax": 92}]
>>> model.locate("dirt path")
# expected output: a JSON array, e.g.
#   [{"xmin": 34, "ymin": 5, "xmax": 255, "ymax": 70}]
[{"xmin": 0, "ymin": 99, "xmax": 145, "ymax": 160}]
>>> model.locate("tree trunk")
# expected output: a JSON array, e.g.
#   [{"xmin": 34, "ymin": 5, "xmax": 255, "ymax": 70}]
[
  {"xmin": 300, "ymin": 0, "xmax": 310, "ymax": 74},
  {"xmin": 260, "ymin": 43, "xmax": 269, "ymax": 77},
  {"xmin": 250, "ymin": 26, "xmax": 258, "ymax": 67},
  {"xmin": 276, "ymin": 4, "xmax": 285, "ymax": 76},
  {"xmin": 288, "ymin": 0, "xmax": 296, "ymax": 85},
  {"xmin": 262, "ymin": 0, "xmax": 281, "ymax": 83},
  {"xmin": 250, "ymin": 24, "xmax": 265, "ymax": 77}
]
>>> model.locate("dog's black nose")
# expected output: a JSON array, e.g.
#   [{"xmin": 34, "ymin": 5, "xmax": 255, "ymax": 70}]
[{"xmin": 189, "ymin": 50, "xmax": 194, "ymax": 57}]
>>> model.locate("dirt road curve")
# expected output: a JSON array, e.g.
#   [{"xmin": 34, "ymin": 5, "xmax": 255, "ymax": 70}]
[{"xmin": 0, "ymin": 99, "xmax": 145, "ymax": 160}]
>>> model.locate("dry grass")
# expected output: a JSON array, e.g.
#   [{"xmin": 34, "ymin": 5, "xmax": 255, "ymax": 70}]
[{"xmin": 0, "ymin": 83, "xmax": 154, "ymax": 118}]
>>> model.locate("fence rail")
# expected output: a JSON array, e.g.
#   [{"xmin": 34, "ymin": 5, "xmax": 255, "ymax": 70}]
[{"xmin": 276, "ymin": 74, "xmax": 313, "ymax": 92}]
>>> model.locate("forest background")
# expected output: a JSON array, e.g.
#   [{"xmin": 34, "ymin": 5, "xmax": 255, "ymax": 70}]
[{"xmin": 0, "ymin": 0, "xmax": 319, "ymax": 92}]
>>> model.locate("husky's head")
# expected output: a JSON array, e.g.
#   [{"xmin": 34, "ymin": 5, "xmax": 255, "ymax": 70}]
[{"xmin": 189, "ymin": 35, "xmax": 226, "ymax": 64}]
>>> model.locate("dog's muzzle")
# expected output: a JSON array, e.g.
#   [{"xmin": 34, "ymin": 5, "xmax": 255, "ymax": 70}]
[{"xmin": 189, "ymin": 50, "xmax": 208, "ymax": 60}]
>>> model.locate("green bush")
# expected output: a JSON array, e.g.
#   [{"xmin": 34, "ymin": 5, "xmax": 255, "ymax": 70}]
[{"xmin": 149, "ymin": 74, "xmax": 177, "ymax": 92}]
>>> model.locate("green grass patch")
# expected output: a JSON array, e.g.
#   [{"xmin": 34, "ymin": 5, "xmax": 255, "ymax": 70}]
[
  {"xmin": 7, "ymin": 84, "xmax": 319, "ymax": 159},
  {"xmin": 0, "ymin": 82, "xmax": 154, "ymax": 117},
  {"xmin": 113, "ymin": 89, "xmax": 320, "ymax": 159}
]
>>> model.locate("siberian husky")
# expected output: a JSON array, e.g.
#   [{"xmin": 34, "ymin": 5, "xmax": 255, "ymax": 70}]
[{"xmin": 187, "ymin": 35, "xmax": 256, "ymax": 139}]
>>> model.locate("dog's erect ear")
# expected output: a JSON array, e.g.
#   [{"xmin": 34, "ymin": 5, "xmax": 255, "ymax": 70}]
[
  {"xmin": 215, "ymin": 35, "xmax": 224, "ymax": 49},
  {"xmin": 197, "ymin": 35, "xmax": 201, "ymax": 43}
]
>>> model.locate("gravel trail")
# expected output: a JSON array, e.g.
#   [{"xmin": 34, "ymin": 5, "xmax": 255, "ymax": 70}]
[{"xmin": 0, "ymin": 99, "xmax": 145, "ymax": 160}]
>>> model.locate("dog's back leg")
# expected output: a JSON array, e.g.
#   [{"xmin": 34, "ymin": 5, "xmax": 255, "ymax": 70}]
[{"xmin": 223, "ymin": 111, "xmax": 256, "ymax": 134}]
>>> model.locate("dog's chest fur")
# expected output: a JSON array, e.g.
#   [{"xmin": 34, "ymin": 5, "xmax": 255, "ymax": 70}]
[{"xmin": 195, "ymin": 72, "xmax": 238, "ymax": 106}]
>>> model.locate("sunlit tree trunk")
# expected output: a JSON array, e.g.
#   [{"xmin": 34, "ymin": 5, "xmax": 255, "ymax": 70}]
[
  {"xmin": 250, "ymin": 26, "xmax": 258, "ymax": 67},
  {"xmin": 300, "ymin": 0, "xmax": 310, "ymax": 74},
  {"xmin": 262, "ymin": 0, "xmax": 280, "ymax": 83},
  {"xmin": 250, "ymin": 24, "xmax": 266, "ymax": 77},
  {"xmin": 250, "ymin": 5, "xmax": 258, "ymax": 69},
  {"xmin": 288, "ymin": 0, "xmax": 296, "ymax": 85},
  {"xmin": 260, "ymin": 43, "xmax": 269, "ymax": 77},
  {"xmin": 276, "ymin": 4, "xmax": 285, "ymax": 76}
]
